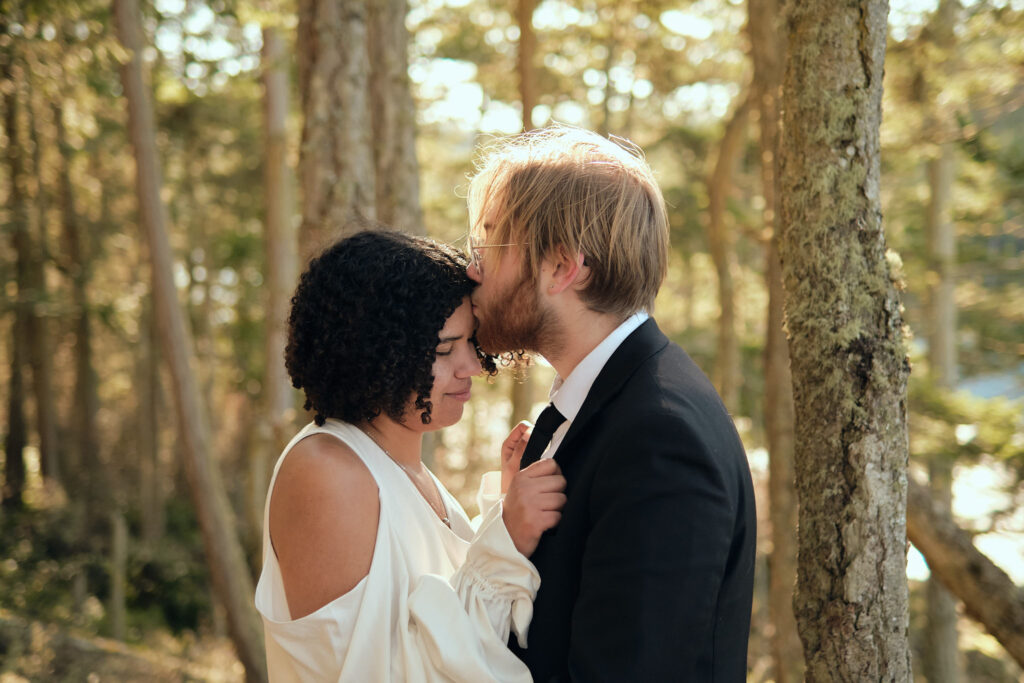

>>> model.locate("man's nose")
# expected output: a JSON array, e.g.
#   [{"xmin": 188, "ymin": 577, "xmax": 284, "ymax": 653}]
[{"xmin": 467, "ymin": 261, "xmax": 483, "ymax": 282}]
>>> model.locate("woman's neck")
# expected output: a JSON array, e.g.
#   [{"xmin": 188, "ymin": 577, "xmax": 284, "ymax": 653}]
[{"xmin": 359, "ymin": 416, "xmax": 423, "ymax": 470}]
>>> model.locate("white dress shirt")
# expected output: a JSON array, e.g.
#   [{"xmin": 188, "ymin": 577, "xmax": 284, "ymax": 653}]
[{"xmin": 541, "ymin": 311, "xmax": 649, "ymax": 460}]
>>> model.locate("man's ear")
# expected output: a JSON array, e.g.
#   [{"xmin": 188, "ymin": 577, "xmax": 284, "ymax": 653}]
[{"xmin": 546, "ymin": 245, "xmax": 585, "ymax": 295}]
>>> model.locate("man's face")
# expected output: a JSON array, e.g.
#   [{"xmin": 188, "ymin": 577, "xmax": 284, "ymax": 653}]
[{"xmin": 466, "ymin": 203, "xmax": 552, "ymax": 355}]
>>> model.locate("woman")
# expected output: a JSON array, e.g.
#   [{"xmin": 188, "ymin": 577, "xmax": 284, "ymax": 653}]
[{"xmin": 255, "ymin": 230, "xmax": 565, "ymax": 681}]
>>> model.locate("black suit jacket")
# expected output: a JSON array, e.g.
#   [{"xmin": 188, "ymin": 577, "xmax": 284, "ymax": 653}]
[{"xmin": 511, "ymin": 319, "xmax": 756, "ymax": 682}]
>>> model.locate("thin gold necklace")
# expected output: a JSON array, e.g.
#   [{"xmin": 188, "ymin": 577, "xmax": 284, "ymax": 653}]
[{"xmin": 360, "ymin": 427, "xmax": 450, "ymax": 528}]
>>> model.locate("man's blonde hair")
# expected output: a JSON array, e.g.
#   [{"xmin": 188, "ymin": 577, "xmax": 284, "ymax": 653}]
[{"xmin": 468, "ymin": 127, "xmax": 669, "ymax": 318}]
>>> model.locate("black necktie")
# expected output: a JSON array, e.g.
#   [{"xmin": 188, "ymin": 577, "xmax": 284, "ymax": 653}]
[{"xmin": 520, "ymin": 403, "xmax": 567, "ymax": 469}]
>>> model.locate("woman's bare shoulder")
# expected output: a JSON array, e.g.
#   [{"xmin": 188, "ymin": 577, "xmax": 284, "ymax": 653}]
[{"xmin": 269, "ymin": 432, "xmax": 380, "ymax": 619}]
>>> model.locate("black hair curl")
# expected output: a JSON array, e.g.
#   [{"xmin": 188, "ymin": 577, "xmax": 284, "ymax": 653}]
[{"xmin": 285, "ymin": 229, "xmax": 497, "ymax": 427}]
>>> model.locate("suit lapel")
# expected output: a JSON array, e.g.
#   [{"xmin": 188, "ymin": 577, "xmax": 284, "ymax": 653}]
[{"xmin": 553, "ymin": 318, "xmax": 668, "ymax": 466}]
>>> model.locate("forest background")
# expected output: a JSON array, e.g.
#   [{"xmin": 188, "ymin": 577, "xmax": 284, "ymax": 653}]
[{"xmin": 1, "ymin": 0, "xmax": 1022, "ymax": 680}]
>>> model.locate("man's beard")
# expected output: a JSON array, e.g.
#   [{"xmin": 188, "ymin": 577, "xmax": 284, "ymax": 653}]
[{"xmin": 475, "ymin": 271, "xmax": 556, "ymax": 356}]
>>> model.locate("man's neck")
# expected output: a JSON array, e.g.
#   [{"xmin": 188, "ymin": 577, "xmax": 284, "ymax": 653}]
[{"xmin": 539, "ymin": 308, "xmax": 629, "ymax": 379}]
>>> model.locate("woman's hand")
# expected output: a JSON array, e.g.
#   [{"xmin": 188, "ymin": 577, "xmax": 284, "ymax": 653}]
[
  {"xmin": 500, "ymin": 421, "xmax": 532, "ymax": 494},
  {"xmin": 502, "ymin": 458, "xmax": 567, "ymax": 557}
]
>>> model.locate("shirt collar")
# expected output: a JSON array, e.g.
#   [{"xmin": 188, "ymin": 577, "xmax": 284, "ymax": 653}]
[{"xmin": 549, "ymin": 311, "xmax": 649, "ymax": 423}]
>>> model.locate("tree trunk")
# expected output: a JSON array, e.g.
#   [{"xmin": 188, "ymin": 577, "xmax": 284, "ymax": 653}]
[
  {"xmin": 3, "ymin": 312, "xmax": 28, "ymax": 512},
  {"xmin": 707, "ymin": 95, "xmax": 749, "ymax": 415},
  {"xmin": 24, "ymin": 91, "xmax": 60, "ymax": 486},
  {"xmin": 55, "ymin": 102, "xmax": 105, "ymax": 526},
  {"xmin": 921, "ymin": 3, "xmax": 961, "ymax": 677},
  {"xmin": 507, "ymin": 0, "xmax": 540, "ymax": 428},
  {"xmin": 924, "ymin": 137, "xmax": 959, "ymax": 683},
  {"xmin": 112, "ymin": 1, "xmax": 267, "ymax": 679},
  {"xmin": 138, "ymin": 300, "xmax": 166, "ymax": 546},
  {"xmin": 778, "ymin": 1, "xmax": 912, "ymax": 679},
  {"xmin": 3, "ymin": 33, "xmax": 29, "ymax": 511},
  {"xmin": 297, "ymin": 0, "xmax": 376, "ymax": 259},
  {"xmin": 517, "ymin": 0, "xmax": 537, "ymax": 130},
  {"xmin": 251, "ymin": 24, "xmax": 298, "ymax": 543},
  {"xmin": 110, "ymin": 511, "xmax": 128, "ymax": 641},
  {"xmin": 748, "ymin": 0, "xmax": 802, "ymax": 678},
  {"xmin": 368, "ymin": 0, "xmax": 424, "ymax": 234},
  {"xmin": 906, "ymin": 479, "xmax": 1024, "ymax": 669}
]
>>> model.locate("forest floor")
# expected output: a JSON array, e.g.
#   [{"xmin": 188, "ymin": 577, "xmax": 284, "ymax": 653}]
[{"xmin": 0, "ymin": 609, "xmax": 242, "ymax": 682}]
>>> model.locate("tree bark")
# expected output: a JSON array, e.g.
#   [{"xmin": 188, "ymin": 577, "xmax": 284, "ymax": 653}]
[
  {"xmin": 297, "ymin": 0, "xmax": 376, "ymax": 259},
  {"xmin": 112, "ymin": 1, "xmax": 267, "ymax": 679},
  {"xmin": 921, "ymin": 3, "xmax": 961, "ymax": 678},
  {"xmin": 924, "ymin": 126, "xmax": 959, "ymax": 683},
  {"xmin": 138, "ymin": 301, "xmax": 165, "ymax": 546},
  {"xmin": 707, "ymin": 95, "xmax": 749, "ymax": 415},
  {"xmin": 517, "ymin": 0, "xmax": 537, "ymax": 130},
  {"xmin": 925, "ymin": 458, "xmax": 960, "ymax": 682},
  {"xmin": 368, "ymin": 0, "xmax": 424, "ymax": 234},
  {"xmin": 251, "ymin": 25, "xmax": 299, "ymax": 541},
  {"xmin": 55, "ymin": 102, "xmax": 105, "ymax": 525},
  {"xmin": 748, "ymin": 0, "xmax": 802, "ymax": 678},
  {"xmin": 906, "ymin": 478, "xmax": 1024, "ymax": 669},
  {"xmin": 778, "ymin": 1, "xmax": 912, "ymax": 679},
  {"xmin": 3, "ymin": 31, "xmax": 28, "ymax": 511},
  {"xmin": 23, "ymin": 90, "xmax": 59, "ymax": 486}
]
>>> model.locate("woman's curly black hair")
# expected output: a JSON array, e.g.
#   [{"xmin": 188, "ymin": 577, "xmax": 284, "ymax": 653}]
[{"xmin": 285, "ymin": 230, "xmax": 497, "ymax": 427}]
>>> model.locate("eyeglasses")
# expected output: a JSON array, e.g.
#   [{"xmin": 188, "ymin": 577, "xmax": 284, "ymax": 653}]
[{"xmin": 466, "ymin": 234, "xmax": 527, "ymax": 276}]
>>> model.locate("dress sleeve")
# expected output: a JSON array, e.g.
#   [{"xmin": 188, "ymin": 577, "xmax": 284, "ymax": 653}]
[{"xmin": 406, "ymin": 500, "xmax": 539, "ymax": 682}]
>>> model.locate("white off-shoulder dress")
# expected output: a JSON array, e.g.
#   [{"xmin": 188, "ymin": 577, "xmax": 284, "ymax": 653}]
[{"xmin": 255, "ymin": 419, "xmax": 538, "ymax": 682}]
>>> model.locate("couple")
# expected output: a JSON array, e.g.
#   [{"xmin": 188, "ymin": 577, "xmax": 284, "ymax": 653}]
[{"xmin": 254, "ymin": 128, "xmax": 757, "ymax": 682}]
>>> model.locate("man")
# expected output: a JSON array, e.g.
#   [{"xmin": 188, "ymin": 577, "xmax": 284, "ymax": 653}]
[{"xmin": 466, "ymin": 127, "xmax": 756, "ymax": 682}]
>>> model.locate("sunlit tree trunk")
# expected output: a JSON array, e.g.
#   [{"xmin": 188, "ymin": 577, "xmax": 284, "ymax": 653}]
[
  {"xmin": 368, "ymin": 0, "xmax": 423, "ymax": 235},
  {"xmin": 907, "ymin": 479, "xmax": 1024, "ymax": 669},
  {"xmin": 251, "ymin": 25, "xmax": 298, "ymax": 543},
  {"xmin": 707, "ymin": 95, "xmax": 749, "ymax": 415},
  {"xmin": 517, "ymin": 0, "xmax": 537, "ymax": 130},
  {"xmin": 509, "ymin": 0, "xmax": 539, "ymax": 428},
  {"xmin": 778, "ymin": 0, "xmax": 912, "ymax": 679},
  {"xmin": 113, "ymin": 1, "xmax": 267, "ymax": 679},
  {"xmin": 3, "ymin": 33, "xmax": 29, "ymax": 511},
  {"xmin": 297, "ymin": 0, "xmax": 375, "ymax": 259},
  {"xmin": 748, "ymin": 0, "xmax": 802, "ymax": 677}
]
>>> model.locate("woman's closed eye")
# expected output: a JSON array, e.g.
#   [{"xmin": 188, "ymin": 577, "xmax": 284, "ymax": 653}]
[{"xmin": 435, "ymin": 343, "xmax": 454, "ymax": 356}]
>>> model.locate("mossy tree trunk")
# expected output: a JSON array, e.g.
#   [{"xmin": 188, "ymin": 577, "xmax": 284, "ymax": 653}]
[
  {"xmin": 748, "ymin": 0, "xmax": 802, "ymax": 678},
  {"xmin": 297, "ymin": 0, "xmax": 376, "ymax": 259},
  {"xmin": 113, "ymin": 0, "xmax": 267, "ymax": 679},
  {"xmin": 778, "ymin": 0, "xmax": 912, "ymax": 679}
]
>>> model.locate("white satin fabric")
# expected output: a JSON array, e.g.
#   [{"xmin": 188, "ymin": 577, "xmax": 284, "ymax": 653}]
[{"xmin": 255, "ymin": 419, "xmax": 538, "ymax": 682}]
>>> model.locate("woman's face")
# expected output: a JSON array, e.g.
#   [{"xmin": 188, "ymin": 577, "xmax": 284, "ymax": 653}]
[{"xmin": 414, "ymin": 297, "xmax": 482, "ymax": 429}]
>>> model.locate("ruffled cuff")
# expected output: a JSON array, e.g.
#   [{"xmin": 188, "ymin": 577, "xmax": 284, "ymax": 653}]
[{"xmin": 451, "ymin": 499, "xmax": 541, "ymax": 648}]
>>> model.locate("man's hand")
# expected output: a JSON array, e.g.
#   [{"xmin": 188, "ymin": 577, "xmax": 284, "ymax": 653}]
[
  {"xmin": 500, "ymin": 421, "xmax": 532, "ymax": 494},
  {"xmin": 502, "ymin": 458, "xmax": 567, "ymax": 557}
]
